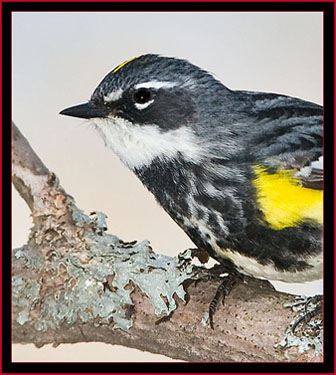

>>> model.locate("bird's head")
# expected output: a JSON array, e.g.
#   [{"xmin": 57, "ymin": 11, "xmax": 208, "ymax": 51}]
[
  {"xmin": 60, "ymin": 54, "xmax": 234, "ymax": 170},
  {"xmin": 61, "ymin": 54, "xmax": 228, "ymax": 126}
]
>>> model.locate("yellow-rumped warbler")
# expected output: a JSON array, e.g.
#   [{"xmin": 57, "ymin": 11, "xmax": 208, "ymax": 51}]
[{"xmin": 60, "ymin": 54, "xmax": 323, "ymax": 326}]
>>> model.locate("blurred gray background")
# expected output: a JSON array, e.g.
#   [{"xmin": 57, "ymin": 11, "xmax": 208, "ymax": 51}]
[{"xmin": 12, "ymin": 11, "xmax": 323, "ymax": 362}]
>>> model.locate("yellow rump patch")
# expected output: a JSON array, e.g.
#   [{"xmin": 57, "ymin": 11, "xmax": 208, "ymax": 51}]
[
  {"xmin": 253, "ymin": 165, "xmax": 323, "ymax": 230},
  {"xmin": 112, "ymin": 56, "xmax": 140, "ymax": 74}
]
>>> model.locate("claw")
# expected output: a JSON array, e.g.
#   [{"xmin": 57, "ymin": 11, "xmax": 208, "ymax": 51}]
[{"xmin": 291, "ymin": 294, "xmax": 323, "ymax": 333}]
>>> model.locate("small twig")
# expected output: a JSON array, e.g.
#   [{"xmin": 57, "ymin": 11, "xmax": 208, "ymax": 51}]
[{"xmin": 12, "ymin": 121, "xmax": 50, "ymax": 212}]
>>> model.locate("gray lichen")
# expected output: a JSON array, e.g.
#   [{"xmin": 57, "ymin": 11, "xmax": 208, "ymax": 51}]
[
  {"xmin": 12, "ymin": 277, "xmax": 40, "ymax": 325},
  {"xmin": 275, "ymin": 296, "xmax": 323, "ymax": 356},
  {"xmin": 12, "ymin": 210, "xmax": 194, "ymax": 332},
  {"xmin": 277, "ymin": 327, "xmax": 323, "ymax": 355}
]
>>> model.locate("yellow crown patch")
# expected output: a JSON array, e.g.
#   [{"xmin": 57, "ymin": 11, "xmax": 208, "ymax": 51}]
[{"xmin": 112, "ymin": 56, "xmax": 140, "ymax": 74}]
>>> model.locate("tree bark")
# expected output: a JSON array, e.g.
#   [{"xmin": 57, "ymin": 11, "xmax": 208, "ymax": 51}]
[{"xmin": 11, "ymin": 121, "xmax": 323, "ymax": 362}]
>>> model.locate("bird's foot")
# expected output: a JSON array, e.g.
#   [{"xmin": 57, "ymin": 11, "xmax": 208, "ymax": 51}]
[
  {"xmin": 178, "ymin": 249, "xmax": 243, "ymax": 328},
  {"xmin": 190, "ymin": 264, "xmax": 242, "ymax": 329},
  {"xmin": 191, "ymin": 263, "xmax": 227, "ymax": 283},
  {"xmin": 208, "ymin": 271, "xmax": 242, "ymax": 329},
  {"xmin": 289, "ymin": 294, "xmax": 323, "ymax": 333}
]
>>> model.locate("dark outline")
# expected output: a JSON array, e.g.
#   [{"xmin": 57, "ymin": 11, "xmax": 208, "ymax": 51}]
[{"xmin": 3, "ymin": 1, "xmax": 335, "ymax": 374}]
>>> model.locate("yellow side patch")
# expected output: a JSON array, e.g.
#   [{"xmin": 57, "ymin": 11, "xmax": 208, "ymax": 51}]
[
  {"xmin": 253, "ymin": 165, "xmax": 323, "ymax": 230},
  {"xmin": 112, "ymin": 56, "xmax": 140, "ymax": 74}
]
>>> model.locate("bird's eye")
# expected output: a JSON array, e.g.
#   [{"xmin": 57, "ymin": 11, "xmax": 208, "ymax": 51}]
[{"xmin": 133, "ymin": 89, "xmax": 153, "ymax": 104}]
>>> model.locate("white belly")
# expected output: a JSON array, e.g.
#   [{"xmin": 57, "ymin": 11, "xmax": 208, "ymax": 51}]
[{"xmin": 215, "ymin": 247, "xmax": 323, "ymax": 283}]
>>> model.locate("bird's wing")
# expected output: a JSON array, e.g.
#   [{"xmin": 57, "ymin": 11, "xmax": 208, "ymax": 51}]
[{"xmin": 241, "ymin": 91, "xmax": 323, "ymax": 191}]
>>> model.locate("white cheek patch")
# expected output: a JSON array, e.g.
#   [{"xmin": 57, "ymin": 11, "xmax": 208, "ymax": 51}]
[
  {"xmin": 134, "ymin": 99, "xmax": 154, "ymax": 111},
  {"xmin": 92, "ymin": 117, "xmax": 204, "ymax": 170},
  {"xmin": 103, "ymin": 88, "xmax": 123, "ymax": 103}
]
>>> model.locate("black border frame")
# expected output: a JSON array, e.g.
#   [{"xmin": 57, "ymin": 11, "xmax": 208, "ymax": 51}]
[{"xmin": 3, "ymin": 1, "xmax": 335, "ymax": 374}]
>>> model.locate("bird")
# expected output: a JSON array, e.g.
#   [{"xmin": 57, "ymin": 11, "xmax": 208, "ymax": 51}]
[{"xmin": 60, "ymin": 54, "xmax": 323, "ymax": 328}]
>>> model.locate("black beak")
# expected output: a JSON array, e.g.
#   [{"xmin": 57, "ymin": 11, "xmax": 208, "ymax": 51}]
[{"xmin": 60, "ymin": 102, "xmax": 109, "ymax": 119}]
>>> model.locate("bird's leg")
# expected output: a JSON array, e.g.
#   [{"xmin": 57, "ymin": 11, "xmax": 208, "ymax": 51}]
[
  {"xmin": 179, "ymin": 248, "xmax": 244, "ymax": 328},
  {"xmin": 192, "ymin": 263, "xmax": 227, "ymax": 285},
  {"xmin": 208, "ymin": 271, "xmax": 242, "ymax": 329},
  {"xmin": 189, "ymin": 258, "xmax": 243, "ymax": 329},
  {"xmin": 291, "ymin": 294, "xmax": 323, "ymax": 333}
]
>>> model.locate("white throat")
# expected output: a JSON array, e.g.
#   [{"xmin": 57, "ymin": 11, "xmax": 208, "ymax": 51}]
[{"xmin": 92, "ymin": 117, "xmax": 204, "ymax": 170}]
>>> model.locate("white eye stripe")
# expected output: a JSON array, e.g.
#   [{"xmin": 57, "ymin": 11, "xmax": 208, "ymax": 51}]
[
  {"xmin": 134, "ymin": 81, "xmax": 177, "ymax": 90},
  {"xmin": 134, "ymin": 99, "xmax": 154, "ymax": 110}
]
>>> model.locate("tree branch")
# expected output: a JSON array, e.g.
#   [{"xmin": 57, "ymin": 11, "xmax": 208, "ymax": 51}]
[
  {"xmin": 12, "ymin": 121, "xmax": 54, "ymax": 212},
  {"xmin": 11, "ymin": 122, "xmax": 323, "ymax": 362}
]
